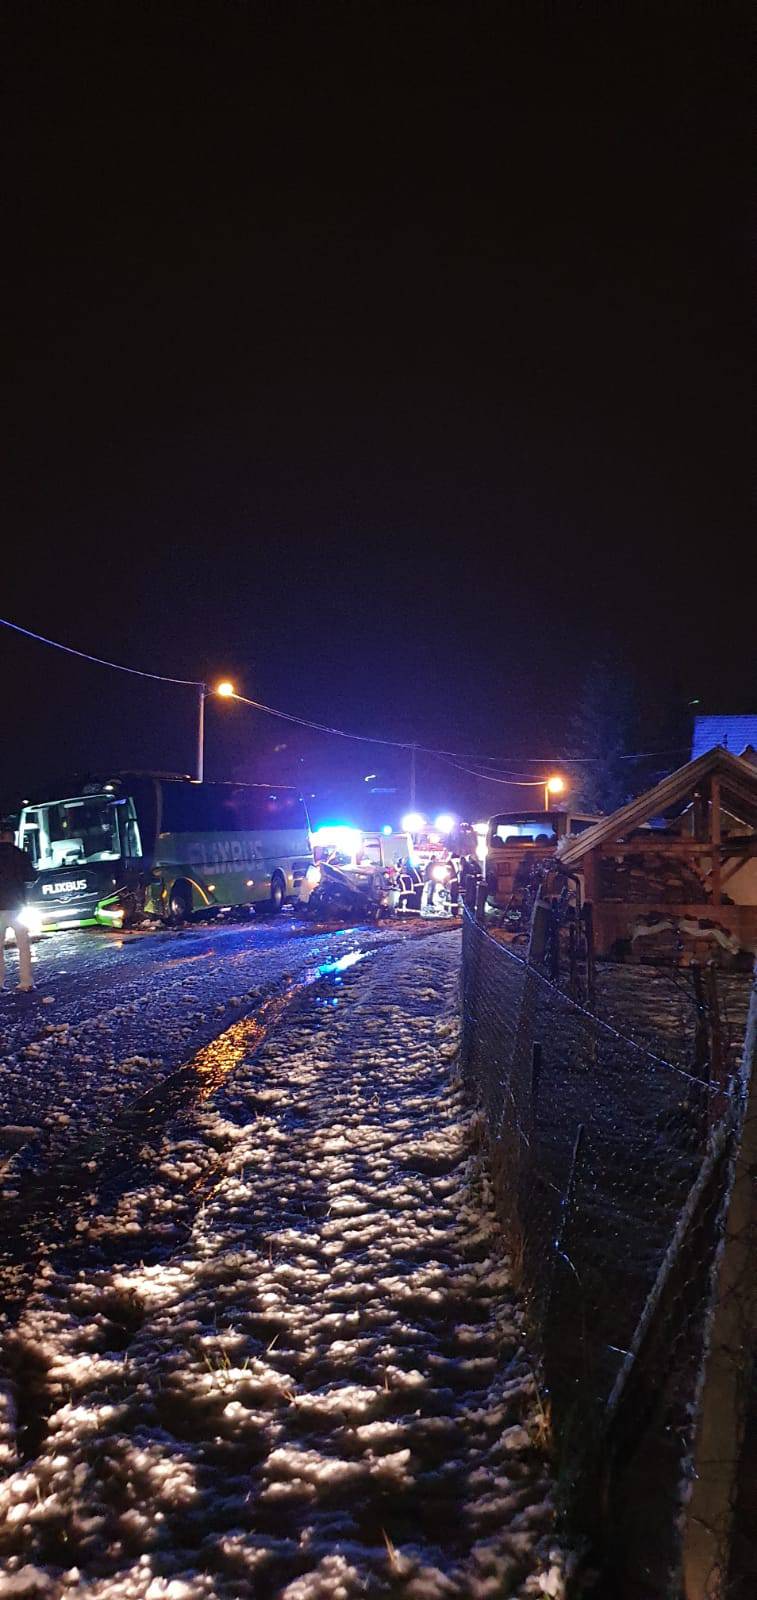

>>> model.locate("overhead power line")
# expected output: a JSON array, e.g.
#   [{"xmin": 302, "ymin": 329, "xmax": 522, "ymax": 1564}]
[
  {"xmin": 223, "ymin": 687, "xmax": 538, "ymax": 765},
  {"xmin": 0, "ymin": 616, "xmax": 203, "ymax": 687},
  {"xmin": 440, "ymin": 757, "xmax": 545, "ymax": 787},
  {"xmin": 0, "ymin": 615, "xmax": 690, "ymax": 772}
]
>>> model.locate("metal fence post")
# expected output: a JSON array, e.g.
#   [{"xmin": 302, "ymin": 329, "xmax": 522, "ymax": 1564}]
[
  {"xmin": 530, "ymin": 1041, "xmax": 542, "ymax": 1127},
  {"xmin": 687, "ymin": 960, "xmax": 711, "ymax": 1138},
  {"xmin": 704, "ymin": 960, "xmax": 727, "ymax": 1129},
  {"xmin": 681, "ymin": 968, "xmax": 757, "ymax": 1600},
  {"xmin": 582, "ymin": 900, "xmax": 595, "ymax": 1011},
  {"xmin": 543, "ymin": 1123, "xmax": 589, "ymax": 1427}
]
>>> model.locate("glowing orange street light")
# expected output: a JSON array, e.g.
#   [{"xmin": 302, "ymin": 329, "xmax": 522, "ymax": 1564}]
[
  {"xmin": 196, "ymin": 680, "xmax": 238, "ymax": 783},
  {"xmin": 544, "ymin": 773, "xmax": 566, "ymax": 812}
]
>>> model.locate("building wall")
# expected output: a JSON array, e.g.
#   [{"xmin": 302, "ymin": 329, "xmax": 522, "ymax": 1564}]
[{"xmin": 724, "ymin": 858, "xmax": 757, "ymax": 906}]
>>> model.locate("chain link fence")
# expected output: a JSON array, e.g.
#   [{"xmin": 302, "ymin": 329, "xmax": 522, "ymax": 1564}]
[{"xmin": 460, "ymin": 906, "xmax": 757, "ymax": 1597}]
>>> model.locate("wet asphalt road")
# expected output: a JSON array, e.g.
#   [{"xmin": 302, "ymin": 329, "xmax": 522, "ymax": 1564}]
[{"xmin": 0, "ymin": 911, "xmax": 432, "ymax": 1191}]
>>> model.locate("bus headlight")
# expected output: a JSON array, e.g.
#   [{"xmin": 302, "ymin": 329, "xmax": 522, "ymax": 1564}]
[
  {"xmin": 305, "ymin": 865, "xmax": 322, "ymax": 887},
  {"xmin": 19, "ymin": 906, "xmax": 43, "ymax": 936}
]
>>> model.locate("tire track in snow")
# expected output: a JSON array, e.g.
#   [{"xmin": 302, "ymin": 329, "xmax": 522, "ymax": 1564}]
[
  {"xmin": 0, "ymin": 933, "xmax": 570, "ymax": 1598},
  {"xmin": 0, "ymin": 953, "xmax": 376, "ymax": 1323}
]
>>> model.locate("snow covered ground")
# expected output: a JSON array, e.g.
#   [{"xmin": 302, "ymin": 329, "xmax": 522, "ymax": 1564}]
[
  {"xmin": 0, "ymin": 917, "xmax": 431, "ymax": 1187},
  {"xmin": 0, "ymin": 933, "xmax": 568, "ymax": 1599}
]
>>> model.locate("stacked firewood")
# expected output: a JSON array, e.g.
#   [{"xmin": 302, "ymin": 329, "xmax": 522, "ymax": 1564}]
[{"xmin": 598, "ymin": 851, "xmax": 708, "ymax": 904}]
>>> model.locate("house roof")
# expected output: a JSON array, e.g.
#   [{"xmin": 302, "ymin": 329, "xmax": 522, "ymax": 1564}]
[
  {"xmin": 560, "ymin": 746, "xmax": 757, "ymax": 867},
  {"xmin": 692, "ymin": 714, "xmax": 757, "ymax": 761}
]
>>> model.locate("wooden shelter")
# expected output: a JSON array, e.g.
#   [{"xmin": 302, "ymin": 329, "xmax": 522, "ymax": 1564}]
[{"xmin": 559, "ymin": 747, "xmax": 757, "ymax": 961}]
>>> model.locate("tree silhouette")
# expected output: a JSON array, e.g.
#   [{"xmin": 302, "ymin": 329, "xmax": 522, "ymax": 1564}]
[{"xmin": 566, "ymin": 656, "xmax": 639, "ymax": 814}]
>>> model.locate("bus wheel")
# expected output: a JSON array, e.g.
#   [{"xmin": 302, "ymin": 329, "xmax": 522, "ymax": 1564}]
[
  {"xmin": 269, "ymin": 872, "xmax": 286, "ymax": 914},
  {"xmin": 169, "ymin": 880, "xmax": 193, "ymax": 923}
]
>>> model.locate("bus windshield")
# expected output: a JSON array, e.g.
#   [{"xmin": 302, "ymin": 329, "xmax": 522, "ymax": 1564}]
[
  {"xmin": 22, "ymin": 796, "xmax": 122, "ymax": 869},
  {"xmin": 489, "ymin": 815, "xmax": 558, "ymax": 845}
]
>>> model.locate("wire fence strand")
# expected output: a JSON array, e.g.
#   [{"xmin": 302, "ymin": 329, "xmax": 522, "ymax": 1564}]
[{"xmin": 459, "ymin": 906, "xmax": 757, "ymax": 1596}]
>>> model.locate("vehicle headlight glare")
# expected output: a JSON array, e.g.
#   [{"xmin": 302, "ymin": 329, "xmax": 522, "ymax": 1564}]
[{"xmin": 402, "ymin": 812, "xmax": 426, "ymax": 834}]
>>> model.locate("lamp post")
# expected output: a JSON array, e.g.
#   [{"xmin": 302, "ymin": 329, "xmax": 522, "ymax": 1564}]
[
  {"xmin": 544, "ymin": 773, "xmax": 566, "ymax": 812},
  {"xmin": 196, "ymin": 680, "xmax": 236, "ymax": 783},
  {"xmin": 196, "ymin": 684, "xmax": 206, "ymax": 784}
]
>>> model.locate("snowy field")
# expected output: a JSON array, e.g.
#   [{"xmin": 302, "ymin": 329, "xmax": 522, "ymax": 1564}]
[{"xmin": 0, "ymin": 933, "xmax": 568, "ymax": 1599}]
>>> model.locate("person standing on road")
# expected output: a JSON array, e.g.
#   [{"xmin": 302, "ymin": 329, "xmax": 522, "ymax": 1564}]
[
  {"xmin": 460, "ymin": 850, "xmax": 482, "ymax": 907},
  {"xmin": 0, "ymin": 825, "xmax": 37, "ymax": 992}
]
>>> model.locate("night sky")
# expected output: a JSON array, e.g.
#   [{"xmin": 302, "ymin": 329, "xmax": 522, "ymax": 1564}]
[{"xmin": 1, "ymin": 1, "xmax": 753, "ymax": 818}]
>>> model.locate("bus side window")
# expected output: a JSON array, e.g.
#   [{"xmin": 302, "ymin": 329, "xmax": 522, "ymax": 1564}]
[{"xmin": 122, "ymin": 801, "xmax": 143, "ymax": 859}]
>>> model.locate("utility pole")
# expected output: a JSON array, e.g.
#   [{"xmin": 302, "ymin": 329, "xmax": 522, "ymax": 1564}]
[
  {"xmin": 196, "ymin": 684, "xmax": 206, "ymax": 783},
  {"xmin": 197, "ymin": 680, "xmax": 238, "ymax": 783},
  {"xmin": 410, "ymin": 744, "xmax": 417, "ymax": 809}
]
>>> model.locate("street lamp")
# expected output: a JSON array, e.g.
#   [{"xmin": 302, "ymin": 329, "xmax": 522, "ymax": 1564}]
[
  {"xmin": 196, "ymin": 680, "xmax": 237, "ymax": 783},
  {"xmin": 544, "ymin": 773, "xmax": 566, "ymax": 812}
]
